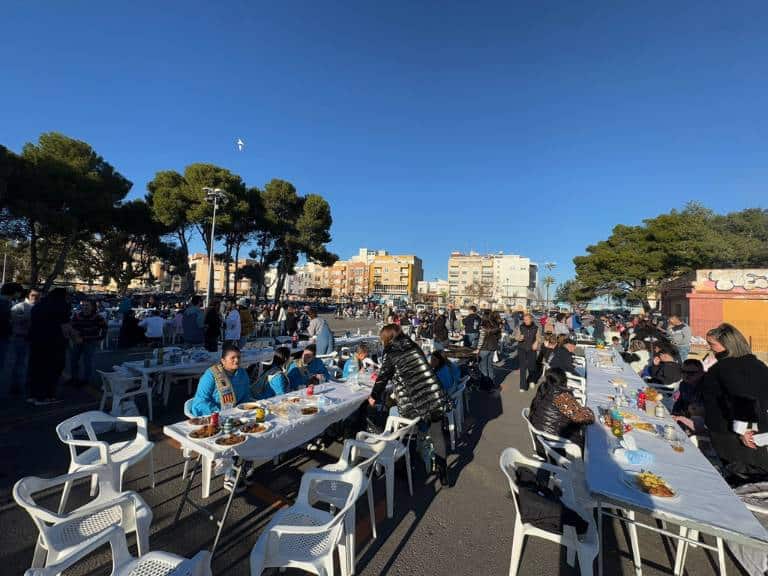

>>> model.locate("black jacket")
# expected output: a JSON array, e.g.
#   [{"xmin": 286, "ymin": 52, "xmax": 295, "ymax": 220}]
[
  {"xmin": 649, "ymin": 360, "xmax": 681, "ymax": 386},
  {"xmin": 478, "ymin": 323, "xmax": 501, "ymax": 351},
  {"xmin": 372, "ymin": 333, "xmax": 448, "ymax": 421},
  {"xmin": 548, "ymin": 346, "xmax": 576, "ymax": 375},
  {"xmin": 463, "ymin": 313, "xmax": 481, "ymax": 334},
  {"xmin": 285, "ymin": 312, "xmax": 299, "ymax": 335},
  {"xmin": 517, "ymin": 323, "xmax": 540, "ymax": 352},
  {"xmin": 701, "ymin": 354, "xmax": 768, "ymax": 481},
  {"xmin": 529, "ymin": 377, "xmax": 592, "ymax": 451},
  {"xmin": 433, "ymin": 316, "xmax": 448, "ymax": 342}
]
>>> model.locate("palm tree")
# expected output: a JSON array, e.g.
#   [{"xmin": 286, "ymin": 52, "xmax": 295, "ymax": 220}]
[{"xmin": 543, "ymin": 275, "xmax": 556, "ymax": 310}]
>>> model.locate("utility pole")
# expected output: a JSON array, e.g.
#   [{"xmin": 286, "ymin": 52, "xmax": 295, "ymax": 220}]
[{"xmin": 203, "ymin": 187, "xmax": 227, "ymax": 307}]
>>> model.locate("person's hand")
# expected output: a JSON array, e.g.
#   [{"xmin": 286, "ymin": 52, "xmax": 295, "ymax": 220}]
[
  {"xmin": 367, "ymin": 396, "xmax": 376, "ymax": 407},
  {"xmin": 652, "ymin": 355, "xmax": 661, "ymax": 366},
  {"xmin": 673, "ymin": 415, "xmax": 694, "ymax": 430},
  {"xmin": 742, "ymin": 430, "xmax": 758, "ymax": 449}
]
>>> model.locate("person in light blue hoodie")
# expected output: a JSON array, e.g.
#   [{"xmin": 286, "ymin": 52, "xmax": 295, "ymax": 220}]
[
  {"xmin": 286, "ymin": 344, "xmax": 331, "ymax": 390},
  {"xmin": 430, "ymin": 350, "xmax": 458, "ymax": 393},
  {"xmin": 190, "ymin": 343, "xmax": 252, "ymax": 416},
  {"xmin": 251, "ymin": 346, "xmax": 291, "ymax": 399},
  {"xmin": 343, "ymin": 343, "xmax": 370, "ymax": 379}
]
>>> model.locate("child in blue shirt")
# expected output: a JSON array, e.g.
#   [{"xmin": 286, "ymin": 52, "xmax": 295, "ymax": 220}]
[
  {"xmin": 286, "ymin": 343, "xmax": 332, "ymax": 390},
  {"xmin": 251, "ymin": 346, "xmax": 291, "ymax": 399},
  {"xmin": 190, "ymin": 344, "xmax": 252, "ymax": 416}
]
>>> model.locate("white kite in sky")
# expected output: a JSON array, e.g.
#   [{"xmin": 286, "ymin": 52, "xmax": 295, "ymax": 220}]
[{"xmin": 235, "ymin": 138, "xmax": 245, "ymax": 152}]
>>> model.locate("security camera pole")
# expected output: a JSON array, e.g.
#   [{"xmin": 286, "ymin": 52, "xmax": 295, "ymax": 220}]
[{"xmin": 203, "ymin": 187, "xmax": 227, "ymax": 307}]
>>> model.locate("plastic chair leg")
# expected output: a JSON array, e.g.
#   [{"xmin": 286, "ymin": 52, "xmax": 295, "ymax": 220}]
[
  {"xmin": 58, "ymin": 480, "xmax": 73, "ymax": 514},
  {"xmin": 31, "ymin": 536, "xmax": 47, "ymax": 568},
  {"xmin": 673, "ymin": 526, "xmax": 688, "ymax": 576},
  {"xmin": 508, "ymin": 529, "xmax": 525, "ymax": 576},
  {"xmin": 625, "ymin": 511, "xmax": 642, "ymax": 575},
  {"xmin": 566, "ymin": 545, "xmax": 576, "ymax": 566},
  {"xmin": 99, "ymin": 391, "xmax": 108, "ymax": 412},
  {"xmin": 137, "ymin": 525, "xmax": 150, "ymax": 557},
  {"xmin": 404, "ymin": 450, "xmax": 413, "ymax": 496},
  {"xmin": 90, "ymin": 472, "xmax": 99, "ymax": 497},
  {"xmin": 146, "ymin": 390, "xmax": 154, "ymax": 421},
  {"xmin": 578, "ymin": 548, "xmax": 595, "ymax": 576},
  {"xmin": 716, "ymin": 537, "xmax": 726, "ymax": 576},
  {"xmin": 448, "ymin": 413, "xmax": 456, "ymax": 451},
  {"xmin": 385, "ymin": 464, "xmax": 395, "ymax": 519},
  {"xmin": 367, "ymin": 481, "xmax": 377, "ymax": 541}
]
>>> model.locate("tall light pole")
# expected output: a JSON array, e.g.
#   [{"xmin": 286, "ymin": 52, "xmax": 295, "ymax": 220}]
[{"xmin": 203, "ymin": 187, "xmax": 227, "ymax": 307}]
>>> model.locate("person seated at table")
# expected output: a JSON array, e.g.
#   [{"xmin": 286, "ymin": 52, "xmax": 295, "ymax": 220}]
[
  {"xmin": 700, "ymin": 323, "xmax": 768, "ymax": 486},
  {"xmin": 286, "ymin": 344, "xmax": 331, "ymax": 390},
  {"xmin": 647, "ymin": 346, "xmax": 681, "ymax": 386},
  {"xmin": 190, "ymin": 343, "xmax": 252, "ymax": 416},
  {"xmin": 548, "ymin": 337, "xmax": 579, "ymax": 376},
  {"xmin": 529, "ymin": 368, "xmax": 594, "ymax": 455},
  {"xmin": 251, "ymin": 346, "xmax": 291, "ymax": 399},
  {"xmin": 342, "ymin": 343, "xmax": 370, "ymax": 379},
  {"xmin": 621, "ymin": 339, "xmax": 650, "ymax": 375},
  {"xmin": 671, "ymin": 359, "xmax": 707, "ymax": 437},
  {"xmin": 430, "ymin": 350, "xmax": 459, "ymax": 393}
]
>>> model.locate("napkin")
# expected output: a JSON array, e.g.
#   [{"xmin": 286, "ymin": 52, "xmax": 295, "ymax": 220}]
[{"xmin": 614, "ymin": 448, "xmax": 654, "ymax": 466}]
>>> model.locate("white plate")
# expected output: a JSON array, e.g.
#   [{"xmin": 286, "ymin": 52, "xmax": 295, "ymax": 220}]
[
  {"xmin": 621, "ymin": 470, "xmax": 679, "ymax": 501},
  {"xmin": 214, "ymin": 433, "xmax": 247, "ymax": 447},
  {"xmin": 240, "ymin": 420, "xmax": 272, "ymax": 435},
  {"xmin": 187, "ymin": 426, "xmax": 220, "ymax": 441}
]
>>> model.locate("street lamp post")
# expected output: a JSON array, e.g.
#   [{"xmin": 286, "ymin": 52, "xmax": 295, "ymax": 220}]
[{"xmin": 203, "ymin": 187, "xmax": 227, "ymax": 307}]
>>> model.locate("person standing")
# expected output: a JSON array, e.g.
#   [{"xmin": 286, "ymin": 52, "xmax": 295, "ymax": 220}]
[
  {"xmin": 138, "ymin": 309, "xmax": 165, "ymax": 347},
  {"xmin": 667, "ymin": 315, "xmax": 692, "ymax": 361},
  {"xmin": 224, "ymin": 300, "xmax": 241, "ymax": 346},
  {"xmin": 237, "ymin": 299, "xmax": 254, "ymax": 348},
  {"xmin": 182, "ymin": 296, "xmax": 205, "ymax": 345},
  {"xmin": 462, "ymin": 305, "xmax": 481, "ymax": 348},
  {"xmin": 8, "ymin": 286, "xmax": 38, "ymax": 398},
  {"xmin": 284, "ymin": 305, "xmax": 299, "ymax": 339},
  {"xmin": 476, "ymin": 311, "xmax": 501, "ymax": 385},
  {"xmin": 276, "ymin": 304, "xmax": 287, "ymax": 336},
  {"xmin": 514, "ymin": 313, "xmax": 541, "ymax": 392},
  {"xmin": 204, "ymin": 301, "xmax": 221, "ymax": 352},
  {"xmin": 69, "ymin": 300, "xmax": 107, "ymax": 386},
  {"xmin": 447, "ymin": 304, "xmax": 459, "ymax": 333},
  {"xmin": 29, "ymin": 288, "xmax": 71, "ymax": 405},
  {"xmin": 307, "ymin": 308, "xmax": 334, "ymax": 355},
  {"xmin": 432, "ymin": 309, "xmax": 449, "ymax": 350},
  {"xmin": 371, "ymin": 324, "xmax": 451, "ymax": 486}
]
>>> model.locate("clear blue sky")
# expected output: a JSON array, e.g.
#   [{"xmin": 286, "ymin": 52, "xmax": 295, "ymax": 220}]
[{"xmin": 3, "ymin": 1, "xmax": 767, "ymax": 286}]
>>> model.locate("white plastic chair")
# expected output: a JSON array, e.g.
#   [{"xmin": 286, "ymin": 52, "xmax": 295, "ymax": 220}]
[
  {"xmin": 355, "ymin": 414, "xmax": 420, "ymax": 519},
  {"xmin": 446, "ymin": 382, "xmax": 467, "ymax": 450},
  {"xmin": 99, "ymin": 369, "xmax": 154, "ymax": 421},
  {"xmin": 309, "ymin": 440, "xmax": 383, "ymax": 575},
  {"xmin": 499, "ymin": 448, "xmax": 598, "ymax": 576},
  {"xmin": 56, "ymin": 411, "xmax": 155, "ymax": 513},
  {"xmin": 250, "ymin": 467, "xmax": 365, "ymax": 576},
  {"xmin": 23, "ymin": 524, "xmax": 211, "ymax": 576},
  {"xmin": 14, "ymin": 467, "xmax": 152, "ymax": 570},
  {"xmin": 521, "ymin": 408, "xmax": 582, "ymax": 462}
]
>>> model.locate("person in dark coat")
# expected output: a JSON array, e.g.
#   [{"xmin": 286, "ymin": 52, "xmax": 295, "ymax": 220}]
[
  {"xmin": 203, "ymin": 302, "xmax": 221, "ymax": 352},
  {"xmin": 432, "ymin": 311, "xmax": 449, "ymax": 349},
  {"xmin": 648, "ymin": 350, "xmax": 682, "ymax": 386},
  {"xmin": 28, "ymin": 288, "xmax": 71, "ymax": 405},
  {"xmin": 370, "ymin": 324, "xmax": 451, "ymax": 485},
  {"xmin": 529, "ymin": 368, "xmax": 594, "ymax": 455},
  {"xmin": 548, "ymin": 337, "xmax": 578, "ymax": 376},
  {"xmin": 514, "ymin": 313, "xmax": 541, "ymax": 392},
  {"xmin": 700, "ymin": 323, "xmax": 768, "ymax": 485}
]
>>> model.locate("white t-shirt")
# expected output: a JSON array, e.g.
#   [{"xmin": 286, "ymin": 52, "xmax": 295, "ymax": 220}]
[
  {"xmin": 139, "ymin": 316, "xmax": 165, "ymax": 339},
  {"xmin": 225, "ymin": 310, "xmax": 241, "ymax": 340}
]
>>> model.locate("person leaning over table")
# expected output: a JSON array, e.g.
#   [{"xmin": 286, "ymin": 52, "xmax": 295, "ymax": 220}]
[
  {"xmin": 700, "ymin": 323, "xmax": 768, "ymax": 486},
  {"xmin": 370, "ymin": 323, "xmax": 452, "ymax": 486},
  {"xmin": 251, "ymin": 346, "xmax": 291, "ymax": 399},
  {"xmin": 342, "ymin": 342, "xmax": 370, "ymax": 379},
  {"xmin": 190, "ymin": 343, "xmax": 252, "ymax": 416},
  {"xmin": 286, "ymin": 343, "xmax": 331, "ymax": 390},
  {"xmin": 547, "ymin": 336, "xmax": 579, "ymax": 377},
  {"xmin": 529, "ymin": 368, "xmax": 595, "ymax": 456}
]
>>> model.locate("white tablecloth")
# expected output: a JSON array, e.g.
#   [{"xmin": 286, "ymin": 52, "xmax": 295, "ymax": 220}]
[
  {"xmin": 584, "ymin": 348, "xmax": 768, "ymax": 548},
  {"xmin": 163, "ymin": 380, "xmax": 371, "ymax": 462}
]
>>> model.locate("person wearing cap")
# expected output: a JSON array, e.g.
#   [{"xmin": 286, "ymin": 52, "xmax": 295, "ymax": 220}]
[
  {"xmin": 548, "ymin": 337, "xmax": 578, "ymax": 376},
  {"xmin": 432, "ymin": 309, "xmax": 449, "ymax": 351}
]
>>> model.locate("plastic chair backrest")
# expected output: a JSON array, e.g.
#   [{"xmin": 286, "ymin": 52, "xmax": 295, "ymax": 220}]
[
  {"xmin": 183, "ymin": 398, "xmax": 195, "ymax": 418},
  {"xmin": 297, "ymin": 467, "xmax": 365, "ymax": 519},
  {"xmin": 56, "ymin": 411, "xmax": 102, "ymax": 463}
]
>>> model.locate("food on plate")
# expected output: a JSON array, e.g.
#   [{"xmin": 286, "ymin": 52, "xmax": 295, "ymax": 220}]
[
  {"xmin": 635, "ymin": 471, "xmax": 675, "ymax": 497},
  {"xmin": 618, "ymin": 411, "xmax": 638, "ymax": 421},
  {"xmin": 271, "ymin": 404, "xmax": 292, "ymax": 418},
  {"xmin": 188, "ymin": 416, "xmax": 210, "ymax": 426},
  {"xmin": 644, "ymin": 387, "xmax": 662, "ymax": 402},
  {"xmin": 287, "ymin": 397, "xmax": 302, "ymax": 404},
  {"xmin": 241, "ymin": 422, "xmax": 268, "ymax": 434},
  {"xmin": 215, "ymin": 434, "xmax": 246, "ymax": 446},
  {"xmin": 238, "ymin": 402, "xmax": 262, "ymax": 411},
  {"xmin": 189, "ymin": 425, "xmax": 219, "ymax": 439},
  {"xmin": 301, "ymin": 406, "xmax": 319, "ymax": 416},
  {"xmin": 634, "ymin": 422, "xmax": 657, "ymax": 434}
]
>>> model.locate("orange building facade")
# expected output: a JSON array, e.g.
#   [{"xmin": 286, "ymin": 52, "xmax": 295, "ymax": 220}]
[{"xmin": 661, "ymin": 269, "xmax": 768, "ymax": 354}]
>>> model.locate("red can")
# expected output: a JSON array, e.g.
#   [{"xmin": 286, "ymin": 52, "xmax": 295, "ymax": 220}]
[
  {"xmin": 211, "ymin": 412, "xmax": 220, "ymax": 428},
  {"xmin": 637, "ymin": 391, "xmax": 646, "ymax": 411}
]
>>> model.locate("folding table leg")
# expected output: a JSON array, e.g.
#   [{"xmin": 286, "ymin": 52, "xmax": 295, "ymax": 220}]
[
  {"xmin": 673, "ymin": 526, "xmax": 688, "ymax": 576},
  {"xmin": 174, "ymin": 454, "xmax": 201, "ymax": 524},
  {"xmin": 211, "ymin": 460, "xmax": 244, "ymax": 556}
]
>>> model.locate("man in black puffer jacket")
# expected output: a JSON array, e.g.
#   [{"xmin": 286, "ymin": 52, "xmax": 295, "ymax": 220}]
[{"xmin": 371, "ymin": 324, "xmax": 451, "ymax": 485}]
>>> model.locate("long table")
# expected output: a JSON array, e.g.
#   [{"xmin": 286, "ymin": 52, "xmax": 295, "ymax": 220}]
[{"xmin": 583, "ymin": 348, "xmax": 768, "ymax": 575}]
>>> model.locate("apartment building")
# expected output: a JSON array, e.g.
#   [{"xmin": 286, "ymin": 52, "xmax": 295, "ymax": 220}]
[
  {"xmin": 189, "ymin": 253, "xmax": 254, "ymax": 295},
  {"xmin": 447, "ymin": 251, "xmax": 537, "ymax": 308},
  {"xmin": 369, "ymin": 254, "xmax": 423, "ymax": 302}
]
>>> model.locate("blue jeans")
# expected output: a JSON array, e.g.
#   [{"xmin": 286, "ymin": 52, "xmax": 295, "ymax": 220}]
[
  {"xmin": 9, "ymin": 337, "xmax": 30, "ymax": 396},
  {"xmin": 478, "ymin": 350, "xmax": 495, "ymax": 381},
  {"xmin": 464, "ymin": 333, "xmax": 479, "ymax": 348},
  {"xmin": 69, "ymin": 341, "xmax": 98, "ymax": 384},
  {"xmin": 677, "ymin": 345, "xmax": 690, "ymax": 362}
]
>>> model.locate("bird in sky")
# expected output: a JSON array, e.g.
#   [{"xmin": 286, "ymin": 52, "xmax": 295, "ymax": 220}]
[{"xmin": 235, "ymin": 138, "xmax": 245, "ymax": 152}]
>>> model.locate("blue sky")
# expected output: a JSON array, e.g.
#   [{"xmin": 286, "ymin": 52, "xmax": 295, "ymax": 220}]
[{"xmin": 2, "ymin": 1, "xmax": 767, "ymax": 286}]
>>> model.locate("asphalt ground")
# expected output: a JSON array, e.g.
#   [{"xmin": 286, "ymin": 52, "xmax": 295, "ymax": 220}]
[{"xmin": 0, "ymin": 315, "xmax": 750, "ymax": 575}]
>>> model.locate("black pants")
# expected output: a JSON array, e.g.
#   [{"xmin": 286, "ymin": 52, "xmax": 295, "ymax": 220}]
[
  {"xmin": 518, "ymin": 348, "xmax": 538, "ymax": 390},
  {"xmin": 430, "ymin": 417, "xmax": 448, "ymax": 461},
  {"xmin": 30, "ymin": 341, "xmax": 65, "ymax": 400}
]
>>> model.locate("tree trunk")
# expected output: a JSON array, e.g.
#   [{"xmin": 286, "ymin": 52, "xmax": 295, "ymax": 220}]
[
  {"xmin": 177, "ymin": 231, "xmax": 193, "ymax": 295},
  {"xmin": 42, "ymin": 223, "xmax": 78, "ymax": 292},
  {"xmin": 29, "ymin": 220, "xmax": 39, "ymax": 286},
  {"xmin": 233, "ymin": 242, "xmax": 241, "ymax": 297},
  {"xmin": 223, "ymin": 240, "xmax": 232, "ymax": 297}
]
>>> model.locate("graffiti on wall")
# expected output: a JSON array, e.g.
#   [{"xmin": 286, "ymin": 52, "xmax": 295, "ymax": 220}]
[{"xmin": 706, "ymin": 270, "xmax": 768, "ymax": 292}]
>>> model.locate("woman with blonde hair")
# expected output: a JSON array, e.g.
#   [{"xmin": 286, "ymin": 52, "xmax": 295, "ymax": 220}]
[{"xmin": 701, "ymin": 323, "xmax": 768, "ymax": 485}]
